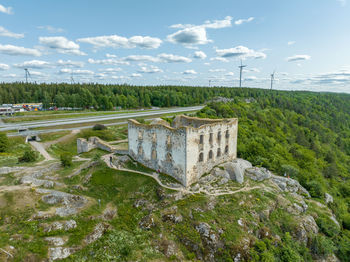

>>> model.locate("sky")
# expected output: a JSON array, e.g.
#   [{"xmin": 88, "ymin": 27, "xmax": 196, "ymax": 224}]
[{"xmin": 0, "ymin": 0, "xmax": 350, "ymax": 93}]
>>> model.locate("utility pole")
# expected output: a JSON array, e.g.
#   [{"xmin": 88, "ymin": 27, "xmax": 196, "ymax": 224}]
[{"xmin": 238, "ymin": 60, "xmax": 247, "ymax": 87}]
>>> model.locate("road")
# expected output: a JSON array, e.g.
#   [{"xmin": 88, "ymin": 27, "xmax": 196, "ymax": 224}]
[{"xmin": 1, "ymin": 106, "xmax": 203, "ymax": 132}]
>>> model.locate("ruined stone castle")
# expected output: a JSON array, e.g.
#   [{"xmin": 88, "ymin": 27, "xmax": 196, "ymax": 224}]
[{"xmin": 128, "ymin": 115, "xmax": 238, "ymax": 187}]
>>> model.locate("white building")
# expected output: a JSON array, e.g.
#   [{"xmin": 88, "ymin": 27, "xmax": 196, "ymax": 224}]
[{"xmin": 128, "ymin": 115, "xmax": 238, "ymax": 187}]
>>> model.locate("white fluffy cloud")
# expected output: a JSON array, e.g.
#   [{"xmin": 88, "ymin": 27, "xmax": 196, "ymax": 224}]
[
  {"xmin": 183, "ymin": 69, "xmax": 197, "ymax": 75},
  {"xmin": 193, "ymin": 51, "xmax": 207, "ymax": 59},
  {"xmin": 77, "ymin": 35, "xmax": 162, "ymax": 49},
  {"xmin": 14, "ymin": 60, "xmax": 52, "ymax": 69},
  {"xmin": 57, "ymin": 59, "xmax": 84, "ymax": 68},
  {"xmin": 59, "ymin": 69, "xmax": 94, "ymax": 75},
  {"xmin": 210, "ymin": 57, "xmax": 229, "ymax": 62},
  {"xmin": 0, "ymin": 26, "xmax": 24, "ymax": 38},
  {"xmin": 39, "ymin": 36, "xmax": 86, "ymax": 55},
  {"xmin": 215, "ymin": 46, "xmax": 267, "ymax": 59},
  {"xmin": 167, "ymin": 16, "xmax": 232, "ymax": 46},
  {"xmin": 158, "ymin": 53, "xmax": 191, "ymax": 63},
  {"xmin": 88, "ymin": 58, "xmax": 130, "ymax": 65},
  {"xmin": 130, "ymin": 73, "xmax": 142, "ymax": 77},
  {"xmin": 138, "ymin": 65, "xmax": 163, "ymax": 73},
  {"xmin": 287, "ymin": 41, "xmax": 296, "ymax": 46},
  {"xmin": 124, "ymin": 55, "xmax": 159, "ymax": 63},
  {"xmin": 37, "ymin": 25, "xmax": 64, "ymax": 33},
  {"xmin": 0, "ymin": 4, "xmax": 13, "ymax": 14},
  {"xmin": 234, "ymin": 17, "xmax": 254, "ymax": 25},
  {"xmin": 0, "ymin": 44, "xmax": 41, "ymax": 56},
  {"xmin": 0, "ymin": 63, "xmax": 9, "ymax": 70},
  {"xmin": 286, "ymin": 55, "xmax": 311, "ymax": 62}
]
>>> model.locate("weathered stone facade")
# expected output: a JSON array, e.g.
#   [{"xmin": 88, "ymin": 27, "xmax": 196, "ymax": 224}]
[{"xmin": 128, "ymin": 115, "xmax": 238, "ymax": 187}]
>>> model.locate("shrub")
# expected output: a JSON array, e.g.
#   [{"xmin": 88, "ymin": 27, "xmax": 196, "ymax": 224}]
[
  {"xmin": 19, "ymin": 149, "xmax": 37, "ymax": 162},
  {"xmin": 0, "ymin": 132, "xmax": 9, "ymax": 152},
  {"xmin": 60, "ymin": 153, "xmax": 73, "ymax": 167},
  {"xmin": 310, "ymin": 235, "xmax": 335, "ymax": 256},
  {"xmin": 341, "ymin": 213, "xmax": 350, "ymax": 230},
  {"xmin": 316, "ymin": 216, "xmax": 340, "ymax": 237},
  {"xmin": 93, "ymin": 124, "xmax": 107, "ymax": 130},
  {"xmin": 306, "ymin": 180, "xmax": 324, "ymax": 198}
]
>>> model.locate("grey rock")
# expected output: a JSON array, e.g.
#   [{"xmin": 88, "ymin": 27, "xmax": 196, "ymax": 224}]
[
  {"xmin": 162, "ymin": 213, "xmax": 183, "ymax": 224},
  {"xmin": 84, "ymin": 223, "xmax": 110, "ymax": 245},
  {"xmin": 161, "ymin": 240, "xmax": 177, "ymax": 258},
  {"xmin": 211, "ymin": 167, "xmax": 230, "ymax": 179},
  {"xmin": 41, "ymin": 220, "xmax": 77, "ymax": 233},
  {"xmin": 49, "ymin": 247, "xmax": 77, "ymax": 261},
  {"xmin": 0, "ymin": 166, "xmax": 25, "ymax": 175},
  {"xmin": 218, "ymin": 177, "xmax": 229, "ymax": 185},
  {"xmin": 44, "ymin": 237, "xmax": 66, "ymax": 247},
  {"xmin": 325, "ymin": 193, "xmax": 334, "ymax": 204},
  {"xmin": 224, "ymin": 158, "xmax": 252, "ymax": 184},
  {"xmin": 245, "ymin": 167, "xmax": 272, "ymax": 181}
]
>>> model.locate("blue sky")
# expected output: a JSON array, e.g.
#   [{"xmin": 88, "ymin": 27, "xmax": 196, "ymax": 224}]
[{"xmin": 0, "ymin": 0, "xmax": 349, "ymax": 92}]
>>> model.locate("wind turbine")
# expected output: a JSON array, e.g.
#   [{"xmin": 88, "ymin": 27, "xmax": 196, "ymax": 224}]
[
  {"xmin": 209, "ymin": 79, "xmax": 212, "ymax": 87},
  {"xmin": 24, "ymin": 68, "xmax": 31, "ymax": 83},
  {"xmin": 70, "ymin": 72, "xmax": 75, "ymax": 84},
  {"xmin": 238, "ymin": 60, "xmax": 247, "ymax": 88},
  {"xmin": 270, "ymin": 70, "xmax": 276, "ymax": 90}
]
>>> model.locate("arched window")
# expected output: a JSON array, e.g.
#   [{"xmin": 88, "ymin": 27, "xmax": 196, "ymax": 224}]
[
  {"xmin": 199, "ymin": 134, "xmax": 204, "ymax": 144},
  {"xmin": 199, "ymin": 152, "xmax": 204, "ymax": 162},
  {"xmin": 151, "ymin": 149, "xmax": 157, "ymax": 160},
  {"xmin": 138, "ymin": 130, "xmax": 143, "ymax": 140},
  {"xmin": 167, "ymin": 135, "xmax": 171, "ymax": 145},
  {"xmin": 152, "ymin": 133, "xmax": 157, "ymax": 143},
  {"xmin": 225, "ymin": 130, "xmax": 230, "ymax": 139},
  {"xmin": 209, "ymin": 133, "xmax": 213, "ymax": 143},
  {"xmin": 217, "ymin": 148, "xmax": 221, "ymax": 157},
  {"xmin": 217, "ymin": 131, "xmax": 221, "ymax": 141},
  {"xmin": 225, "ymin": 145, "xmax": 229, "ymax": 154},
  {"xmin": 208, "ymin": 150, "xmax": 213, "ymax": 160}
]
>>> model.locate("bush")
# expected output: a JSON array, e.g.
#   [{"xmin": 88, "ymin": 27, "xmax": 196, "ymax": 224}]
[
  {"xmin": 93, "ymin": 124, "xmax": 107, "ymax": 131},
  {"xmin": 341, "ymin": 213, "xmax": 350, "ymax": 230},
  {"xmin": 60, "ymin": 153, "xmax": 73, "ymax": 167},
  {"xmin": 316, "ymin": 216, "xmax": 340, "ymax": 237},
  {"xmin": 310, "ymin": 235, "xmax": 335, "ymax": 256},
  {"xmin": 306, "ymin": 180, "xmax": 324, "ymax": 198},
  {"xmin": 19, "ymin": 149, "xmax": 37, "ymax": 162},
  {"xmin": 0, "ymin": 132, "xmax": 9, "ymax": 152}
]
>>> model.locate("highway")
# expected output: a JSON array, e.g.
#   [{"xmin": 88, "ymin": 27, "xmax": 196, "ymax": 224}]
[{"xmin": 1, "ymin": 106, "xmax": 203, "ymax": 133}]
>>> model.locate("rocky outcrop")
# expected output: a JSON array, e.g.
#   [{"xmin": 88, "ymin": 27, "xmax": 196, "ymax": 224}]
[
  {"xmin": 245, "ymin": 167, "xmax": 272, "ymax": 181},
  {"xmin": 139, "ymin": 214, "xmax": 155, "ymax": 230},
  {"xmin": 325, "ymin": 193, "xmax": 334, "ymax": 204},
  {"xmin": 49, "ymin": 247, "xmax": 78, "ymax": 261},
  {"xmin": 84, "ymin": 223, "xmax": 110, "ymax": 245},
  {"xmin": 41, "ymin": 220, "xmax": 77, "ymax": 233},
  {"xmin": 36, "ymin": 189, "xmax": 88, "ymax": 217},
  {"xmin": 221, "ymin": 158, "xmax": 252, "ymax": 184},
  {"xmin": 44, "ymin": 237, "xmax": 67, "ymax": 247},
  {"xmin": 0, "ymin": 166, "xmax": 25, "ymax": 175}
]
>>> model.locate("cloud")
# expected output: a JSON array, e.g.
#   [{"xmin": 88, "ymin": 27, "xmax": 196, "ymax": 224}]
[
  {"xmin": 99, "ymin": 67, "xmax": 123, "ymax": 73},
  {"xmin": 124, "ymin": 55, "xmax": 159, "ymax": 63},
  {"xmin": 210, "ymin": 57, "xmax": 229, "ymax": 62},
  {"xmin": 87, "ymin": 58, "xmax": 130, "ymax": 65},
  {"xmin": 14, "ymin": 60, "xmax": 52, "ymax": 69},
  {"xmin": 0, "ymin": 63, "xmax": 9, "ymax": 70},
  {"xmin": 225, "ymin": 72, "xmax": 234, "ymax": 76},
  {"xmin": 215, "ymin": 46, "xmax": 267, "ymax": 59},
  {"xmin": 59, "ymin": 68, "xmax": 94, "ymax": 75},
  {"xmin": 193, "ymin": 51, "xmax": 207, "ymax": 59},
  {"xmin": 138, "ymin": 65, "xmax": 163, "ymax": 73},
  {"xmin": 77, "ymin": 35, "xmax": 162, "ymax": 49},
  {"xmin": 167, "ymin": 16, "xmax": 232, "ymax": 46},
  {"xmin": 37, "ymin": 25, "xmax": 64, "ymax": 33},
  {"xmin": 209, "ymin": 68, "xmax": 226, "ymax": 72},
  {"xmin": 39, "ymin": 36, "xmax": 86, "ymax": 55},
  {"xmin": 130, "ymin": 73, "xmax": 142, "ymax": 77},
  {"xmin": 287, "ymin": 41, "xmax": 296, "ymax": 46},
  {"xmin": 0, "ymin": 44, "xmax": 41, "ymax": 56},
  {"xmin": 57, "ymin": 59, "xmax": 84, "ymax": 67},
  {"xmin": 286, "ymin": 54, "xmax": 311, "ymax": 62},
  {"xmin": 183, "ymin": 69, "xmax": 197, "ymax": 75},
  {"xmin": 234, "ymin": 17, "xmax": 254, "ymax": 25},
  {"xmin": 158, "ymin": 53, "xmax": 191, "ymax": 63},
  {"xmin": 0, "ymin": 26, "xmax": 24, "ymax": 38},
  {"xmin": 0, "ymin": 4, "xmax": 13, "ymax": 14},
  {"xmin": 106, "ymin": 53, "xmax": 117, "ymax": 58}
]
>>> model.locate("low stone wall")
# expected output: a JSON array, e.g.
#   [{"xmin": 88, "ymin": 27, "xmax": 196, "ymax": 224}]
[{"xmin": 77, "ymin": 137, "xmax": 115, "ymax": 154}]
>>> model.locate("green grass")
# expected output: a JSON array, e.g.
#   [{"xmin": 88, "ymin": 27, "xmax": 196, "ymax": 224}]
[{"xmin": 39, "ymin": 131, "xmax": 70, "ymax": 142}]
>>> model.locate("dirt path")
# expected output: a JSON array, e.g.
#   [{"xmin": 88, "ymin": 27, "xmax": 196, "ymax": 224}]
[
  {"xmin": 102, "ymin": 154, "xmax": 265, "ymax": 196},
  {"xmin": 43, "ymin": 129, "xmax": 80, "ymax": 149},
  {"xmin": 0, "ymin": 185, "xmax": 32, "ymax": 193},
  {"xmin": 30, "ymin": 141, "xmax": 54, "ymax": 161}
]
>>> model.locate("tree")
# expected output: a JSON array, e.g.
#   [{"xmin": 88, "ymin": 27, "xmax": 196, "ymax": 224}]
[
  {"xmin": 0, "ymin": 132, "xmax": 9, "ymax": 152},
  {"xmin": 60, "ymin": 153, "xmax": 73, "ymax": 167},
  {"xmin": 19, "ymin": 149, "xmax": 37, "ymax": 162}
]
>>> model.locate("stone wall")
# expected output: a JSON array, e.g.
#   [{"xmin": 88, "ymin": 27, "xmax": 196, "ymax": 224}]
[
  {"xmin": 128, "ymin": 116, "xmax": 238, "ymax": 187},
  {"xmin": 77, "ymin": 137, "xmax": 115, "ymax": 154},
  {"xmin": 128, "ymin": 120, "xmax": 187, "ymax": 185}
]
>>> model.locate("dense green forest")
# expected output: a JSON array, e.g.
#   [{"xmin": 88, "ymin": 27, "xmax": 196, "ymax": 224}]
[{"xmin": 196, "ymin": 96, "xmax": 350, "ymax": 260}]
